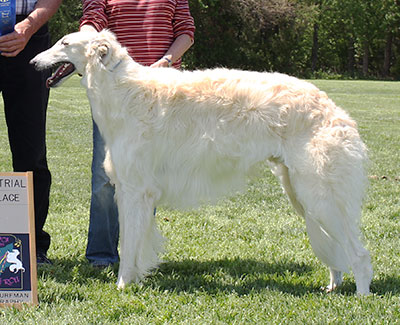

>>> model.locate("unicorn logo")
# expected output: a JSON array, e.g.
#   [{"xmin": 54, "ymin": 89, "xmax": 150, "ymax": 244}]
[
  {"xmin": 6, "ymin": 249, "xmax": 25, "ymax": 273},
  {"xmin": 0, "ymin": 236, "xmax": 25, "ymax": 274}
]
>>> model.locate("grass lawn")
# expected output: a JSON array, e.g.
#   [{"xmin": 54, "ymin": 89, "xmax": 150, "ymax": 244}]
[{"xmin": 0, "ymin": 77, "xmax": 399, "ymax": 323}]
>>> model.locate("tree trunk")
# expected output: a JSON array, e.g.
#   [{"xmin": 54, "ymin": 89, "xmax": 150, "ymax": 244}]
[
  {"xmin": 311, "ymin": 23, "xmax": 319, "ymax": 72},
  {"xmin": 383, "ymin": 33, "xmax": 393, "ymax": 78},
  {"xmin": 347, "ymin": 37, "xmax": 355, "ymax": 78},
  {"xmin": 362, "ymin": 40, "xmax": 369, "ymax": 77}
]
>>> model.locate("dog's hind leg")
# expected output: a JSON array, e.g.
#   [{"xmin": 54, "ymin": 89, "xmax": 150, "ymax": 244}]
[
  {"xmin": 115, "ymin": 186, "xmax": 163, "ymax": 289},
  {"xmin": 327, "ymin": 269, "xmax": 343, "ymax": 292},
  {"xmin": 279, "ymin": 160, "xmax": 372, "ymax": 295},
  {"xmin": 272, "ymin": 162, "xmax": 344, "ymax": 292}
]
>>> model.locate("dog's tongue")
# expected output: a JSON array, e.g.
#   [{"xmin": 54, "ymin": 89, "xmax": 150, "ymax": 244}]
[{"xmin": 46, "ymin": 63, "xmax": 75, "ymax": 88}]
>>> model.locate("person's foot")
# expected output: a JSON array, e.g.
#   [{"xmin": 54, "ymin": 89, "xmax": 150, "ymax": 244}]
[
  {"xmin": 90, "ymin": 260, "xmax": 114, "ymax": 269},
  {"xmin": 37, "ymin": 252, "xmax": 52, "ymax": 265}
]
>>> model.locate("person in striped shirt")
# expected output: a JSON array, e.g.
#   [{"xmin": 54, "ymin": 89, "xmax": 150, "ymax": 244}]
[{"xmin": 79, "ymin": 0, "xmax": 195, "ymax": 267}]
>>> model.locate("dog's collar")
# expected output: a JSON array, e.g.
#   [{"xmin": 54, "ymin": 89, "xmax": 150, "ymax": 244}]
[{"xmin": 110, "ymin": 60, "xmax": 122, "ymax": 72}]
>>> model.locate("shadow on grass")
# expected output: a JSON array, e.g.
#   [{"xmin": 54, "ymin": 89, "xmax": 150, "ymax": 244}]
[
  {"xmin": 38, "ymin": 256, "xmax": 318, "ymax": 296},
  {"xmin": 37, "ymin": 256, "xmax": 119, "ymax": 285},
  {"xmin": 370, "ymin": 277, "xmax": 400, "ymax": 296},
  {"xmin": 151, "ymin": 258, "xmax": 320, "ymax": 297},
  {"xmin": 153, "ymin": 259, "xmax": 400, "ymax": 296},
  {"xmin": 37, "ymin": 257, "xmax": 400, "ymax": 297}
]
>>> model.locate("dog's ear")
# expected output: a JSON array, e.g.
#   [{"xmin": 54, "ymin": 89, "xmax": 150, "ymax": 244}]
[
  {"xmin": 97, "ymin": 43, "xmax": 112, "ymax": 66},
  {"xmin": 87, "ymin": 39, "xmax": 113, "ymax": 67}
]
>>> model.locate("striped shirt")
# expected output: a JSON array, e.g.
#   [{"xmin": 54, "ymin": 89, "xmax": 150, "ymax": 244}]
[
  {"xmin": 16, "ymin": 0, "xmax": 37, "ymax": 15},
  {"xmin": 80, "ymin": 0, "xmax": 195, "ymax": 68}
]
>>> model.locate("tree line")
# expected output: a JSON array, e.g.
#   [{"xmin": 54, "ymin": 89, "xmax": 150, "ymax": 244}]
[{"xmin": 49, "ymin": 0, "xmax": 400, "ymax": 79}]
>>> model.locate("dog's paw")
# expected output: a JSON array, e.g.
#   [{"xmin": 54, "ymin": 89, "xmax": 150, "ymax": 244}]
[
  {"xmin": 322, "ymin": 269, "xmax": 343, "ymax": 293},
  {"xmin": 321, "ymin": 284, "xmax": 338, "ymax": 293},
  {"xmin": 116, "ymin": 277, "xmax": 127, "ymax": 290}
]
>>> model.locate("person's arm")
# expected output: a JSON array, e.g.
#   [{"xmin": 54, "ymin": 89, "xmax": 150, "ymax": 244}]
[
  {"xmin": 80, "ymin": 0, "xmax": 108, "ymax": 32},
  {"xmin": 150, "ymin": 0, "xmax": 195, "ymax": 68},
  {"xmin": 0, "ymin": 0, "xmax": 62, "ymax": 57},
  {"xmin": 150, "ymin": 34, "xmax": 194, "ymax": 68}
]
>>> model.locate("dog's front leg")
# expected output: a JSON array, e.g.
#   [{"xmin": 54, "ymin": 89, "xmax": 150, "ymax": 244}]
[{"xmin": 115, "ymin": 186, "xmax": 163, "ymax": 289}]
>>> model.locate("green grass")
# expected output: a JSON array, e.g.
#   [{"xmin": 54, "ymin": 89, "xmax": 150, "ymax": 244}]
[{"xmin": 0, "ymin": 77, "xmax": 399, "ymax": 323}]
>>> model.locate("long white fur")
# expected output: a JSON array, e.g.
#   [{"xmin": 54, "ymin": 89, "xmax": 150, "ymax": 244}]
[{"xmin": 31, "ymin": 30, "xmax": 373, "ymax": 295}]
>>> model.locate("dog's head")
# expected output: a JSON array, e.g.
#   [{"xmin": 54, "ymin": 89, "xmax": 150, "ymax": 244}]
[{"xmin": 30, "ymin": 30, "xmax": 124, "ymax": 88}]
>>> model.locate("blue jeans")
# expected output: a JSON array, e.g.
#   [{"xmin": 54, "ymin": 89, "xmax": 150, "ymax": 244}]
[{"xmin": 85, "ymin": 121, "xmax": 119, "ymax": 265}]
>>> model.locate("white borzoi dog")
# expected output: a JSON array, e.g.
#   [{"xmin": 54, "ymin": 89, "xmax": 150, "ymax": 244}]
[{"xmin": 31, "ymin": 30, "xmax": 373, "ymax": 295}]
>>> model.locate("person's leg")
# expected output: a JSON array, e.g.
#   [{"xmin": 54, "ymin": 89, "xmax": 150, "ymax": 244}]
[
  {"xmin": 86, "ymin": 121, "xmax": 119, "ymax": 266},
  {"xmin": 1, "ymin": 24, "xmax": 52, "ymax": 259}
]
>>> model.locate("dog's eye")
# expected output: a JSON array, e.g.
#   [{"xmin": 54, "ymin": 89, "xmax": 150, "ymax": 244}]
[{"xmin": 61, "ymin": 39, "xmax": 70, "ymax": 46}]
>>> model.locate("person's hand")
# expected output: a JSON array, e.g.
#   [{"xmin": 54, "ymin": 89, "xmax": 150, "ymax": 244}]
[
  {"xmin": 80, "ymin": 24, "xmax": 97, "ymax": 33},
  {"xmin": 150, "ymin": 57, "xmax": 172, "ymax": 68},
  {"xmin": 0, "ymin": 20, "xmax": 33, "ymax": 57}
]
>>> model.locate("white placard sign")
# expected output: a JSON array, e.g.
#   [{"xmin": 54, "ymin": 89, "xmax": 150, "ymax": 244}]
[{"xmin": 0, "ymin": 172, "xmax": 38, "ymax": 307}]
